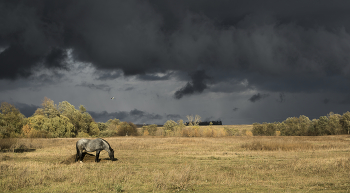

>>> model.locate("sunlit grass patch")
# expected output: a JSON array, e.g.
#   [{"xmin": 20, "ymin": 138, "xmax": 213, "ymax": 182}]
[{"xmin": 241, "ymin": 140, "xmax": 314, "ymax": 151}]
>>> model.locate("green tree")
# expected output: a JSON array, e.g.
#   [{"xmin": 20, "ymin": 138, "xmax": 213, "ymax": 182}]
[
  {"xmin": 89, "ymin": 122, "xmax": 100, "ymax": 136},
  {"xmin": 327, "ymin": 112, "xmax": 342, "ymax": 135},
  {"xmin": 340, "ymin": 111, "xmax": 350, "ymax": 134},
  {"xmin": 0, "ymin": 102, "xmax": 26, "ymax": 138},
  {"xmin": 58, "ymin": 101, "xmax": 94, "ymax": 136},
  {"xmin": 282, "ymin": 115, "xmax": 310, "ymax": 136},
  {"xmin": 315, "ymin": 116, "xmax": 329, "ymax": 135},
  {"xmin": 26, "ymin": 115, "xmax": 74, "ymax": 138},
  {"xmin": 97, "ymin": 122, "xmax": 108, "ymax": 131}
]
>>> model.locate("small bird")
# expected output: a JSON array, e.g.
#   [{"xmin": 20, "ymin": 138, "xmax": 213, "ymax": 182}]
[{"xmin": 111, "ymin": 97, "xmax": 115, "ymax": 100}]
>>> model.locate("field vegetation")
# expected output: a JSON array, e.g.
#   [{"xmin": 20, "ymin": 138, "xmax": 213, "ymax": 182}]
[
  {"xmin": 0, "ymin": 135, "xmax": 349, "ymax": 192},
  {"xmin": 1, "ymin": 98, "xmax": 350, "ymax": 139}
]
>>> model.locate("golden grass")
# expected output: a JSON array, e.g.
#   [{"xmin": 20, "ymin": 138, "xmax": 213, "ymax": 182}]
[{"xmin": 0, "ymin": 135, "xmax": 349, "ymax": 192}]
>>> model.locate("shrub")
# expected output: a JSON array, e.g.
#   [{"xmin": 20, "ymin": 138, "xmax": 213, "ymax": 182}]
[
  {"xmin": 142, "ymin": 124, "xmax": 158, "ymax": 136},
  {"xmin": 143, "ymin": 129, "xmax": 149, "ymax": 136},
  {"xmin": 163, "ymin": 120, "xmax": 177, "ymax": 131},
  {"xmin": 245, "ymin": 130, "xmax": 253, "ymax": 136},
  {"xmin": 0, "ymin": 138, "xmax": 17, "ymax": 151},
  {"xmin": 252, "ymin": 123, "xmax": 267, "ymax": 136},
  {"xmin": 224, "ymin": 127, "xmax": 238, "ymax": 136}
]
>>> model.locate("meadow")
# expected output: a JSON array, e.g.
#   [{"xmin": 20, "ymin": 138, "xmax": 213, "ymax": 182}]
[{"xmin": 0, "ymin": 125, "xmax": 350, "ymax": 192}]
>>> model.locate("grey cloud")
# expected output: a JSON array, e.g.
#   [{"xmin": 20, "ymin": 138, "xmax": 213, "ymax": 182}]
[
  {"xmin": 233, "ymin": 108, "xmax": 239, "ymax": 111},
  {"xmin": 166, "ymin": 114, "xmax": 182, "ymax": 120},
  {"xmin": 95, "ymin": 70, "xmax": 123, "ymax": 81},
  {"xmin": 88, "ymin": 109, "xmax": 163, "ymax": 123},
  {"xmin": 76, "ymin": 82, "xmax": 111, "ymax": 92},
  {"xmin": 124, "ymin": 87, "xmax": 135, "ymax": 91},
  {"xmin": 249, "ymin": 93, "xmax": 269, "ymax": 102}
]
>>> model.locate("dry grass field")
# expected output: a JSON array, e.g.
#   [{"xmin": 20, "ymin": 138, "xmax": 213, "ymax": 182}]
[{"xmin": 0, "ymin": 131, "xmax": 350, "ymax": 192}]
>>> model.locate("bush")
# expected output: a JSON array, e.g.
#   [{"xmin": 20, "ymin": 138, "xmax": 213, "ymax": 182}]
[
  {"xmin": 224, "ymin": 127, "xmax": 238, "ymax": 136},
  {"xmin": 0, "ymin": 138, "xmax": 17, "ymax": 151},
  {"xmin": 163, "ymin": 120, "xmax": 177, "ymax": 131},
  {"xmin": 142, "ymin": 124, "xmax": 158, "ymax": 136}
]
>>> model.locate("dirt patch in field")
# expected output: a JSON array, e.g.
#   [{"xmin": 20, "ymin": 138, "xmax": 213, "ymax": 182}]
[{"xmin": 61, "ymin": 153, "xmax": 117, "ymax": 164}]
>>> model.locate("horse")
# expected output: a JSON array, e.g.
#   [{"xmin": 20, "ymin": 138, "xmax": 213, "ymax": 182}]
[{"xmin": 75, "ymin": 138, "xmax": 115, "ymax": 163}]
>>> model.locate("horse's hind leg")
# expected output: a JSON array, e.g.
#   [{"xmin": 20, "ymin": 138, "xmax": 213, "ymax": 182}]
[{"xmin": 95, "ymin": 150, "xmax": 101, "ymax": 162}]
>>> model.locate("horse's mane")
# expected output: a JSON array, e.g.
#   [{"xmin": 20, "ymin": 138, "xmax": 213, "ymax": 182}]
[{"xmin": 100, "ymin": 138, "xmax": 113, "ymax": 151}]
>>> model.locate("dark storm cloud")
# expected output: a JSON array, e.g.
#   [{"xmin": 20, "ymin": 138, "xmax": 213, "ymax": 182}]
[
  {"xmin": 14, "ymin": 102, "xmax": 39, "ymax": 117},
  {"xmin": 88, "ymin": 109, "xmax": 163, "ymax": 123},
  {"xmin": 174, "ymin": 70, "xmax": 210, "ymax": 99},
  {"xmin": 249, "ymin": 93, "xmax": 269, "ymax": 103},
  {"xmin": 323, "ymin": 98, "xmax": 330, "ymax": 104},
  {"xmin": 340, "ymin": 96, "xmax": 350, "ymax": 104},
  {"xmin": 2, "ymin": 0, "xmax": 350, "ymax": 95},
  {"xmin": 76, "ymin": 82, "xmax": 111, "ymax": 92}
]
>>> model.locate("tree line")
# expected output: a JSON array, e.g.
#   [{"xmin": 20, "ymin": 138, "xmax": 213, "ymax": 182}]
[
  {"xmin": 252, "ymin": 112, "xmax": 350, "ymax": 136},
  {"xmin": 2, "ymin": 97, "xmax": 350, "ymax": 138},
  {"xmin": 0, "ymin": 97, "xmax": 138, "ymax": 138}
]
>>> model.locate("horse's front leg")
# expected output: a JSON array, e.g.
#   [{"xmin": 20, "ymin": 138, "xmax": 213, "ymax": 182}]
[
  {"xmin": 95, "ymin": 150, "xmax": 101, "ymax": 162},
  {"xmin": 79, "ymin": 151, "xmax": 84, "ymax": 162}
]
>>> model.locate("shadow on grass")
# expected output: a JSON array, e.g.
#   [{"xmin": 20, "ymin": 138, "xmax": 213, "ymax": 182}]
[{"xmin": 61, "ymin": 152, "xmax": 118, "ymax": 165}]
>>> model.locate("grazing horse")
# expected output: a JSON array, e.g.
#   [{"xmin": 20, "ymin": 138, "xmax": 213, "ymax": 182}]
[{"xmin": 75, "ymin": 138, "xmax": 115, "ymax": 163}]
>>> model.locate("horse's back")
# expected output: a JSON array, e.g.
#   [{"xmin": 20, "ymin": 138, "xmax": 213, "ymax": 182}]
[{"xmin": 77, "ymin": 138, "xmax": 104, "ymax": 152}]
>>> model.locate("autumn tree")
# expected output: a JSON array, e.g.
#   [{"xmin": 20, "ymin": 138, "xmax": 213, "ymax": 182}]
[{"xmin": 35, "ymin": 97, "xmax": 60, "ymax": 118}]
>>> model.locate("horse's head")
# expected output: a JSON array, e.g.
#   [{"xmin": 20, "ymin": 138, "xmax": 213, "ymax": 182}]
[{"xmin": 109, "ymin": 149, "xmax": 115, "ymax": 160}]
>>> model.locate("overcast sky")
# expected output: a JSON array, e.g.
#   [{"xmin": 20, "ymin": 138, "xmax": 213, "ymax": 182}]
[{"xmin": 1, "ymin": 0, "xmax": 350, "ymax": 124}]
